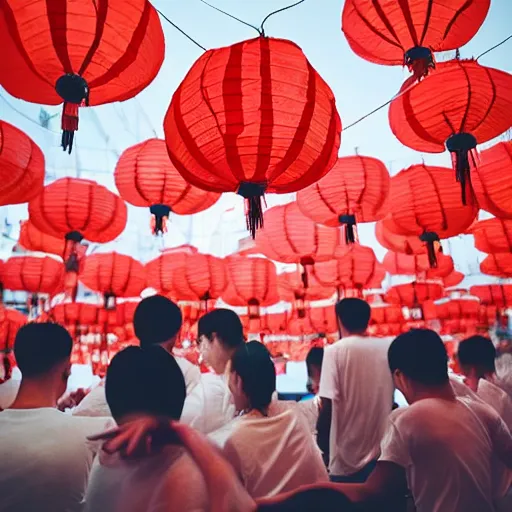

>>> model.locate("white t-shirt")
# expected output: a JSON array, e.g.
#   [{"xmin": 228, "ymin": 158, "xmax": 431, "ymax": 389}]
[
  {"xmin": 380, "ymin": 397, "xmax": 512, "ymax": 512},
  {"xmin": 84, "ymin": 445, "xmax": 207, "ymax": 512},
  {"xmin": 74, "ymin": 356, "xmax": 202, "ymax": 419},
  {"xmin": 478, "ymin": 379, "xmax": 512, "ymax": 430},
  {"xmin": 211, "ymin": 409, "xmax": 328, "ymax": 499},
  {"xmin": 318, "ymin": 335, "xmax": 394, "ymax": 475},
  {"xmin": 0, "ymin": 408, "xmax": 111, "ymax": 512}
]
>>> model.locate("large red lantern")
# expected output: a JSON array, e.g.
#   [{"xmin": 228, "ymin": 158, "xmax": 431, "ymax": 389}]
[
  {"xmin": 28, "ymin": 178, "xmax": 127, "ymax": 287},
  {"xmin": 114, "ymin": 139, "xmax": 221, "ymax": 234},
  {"xmin": 0, "ymin": 307, "xmax": 27, "ymax": 383},
  {"xmin": 387, "ymin": 164, "xmax": 478, "ymax": 266},
  {"xmin": 470, "ymin": 285, "xmax": 512, "ymax": 308},
  {"xmin": 3, "ymin": 256, "xmax": 64, "ymax": 295},
  {"xmin": 164, "ymin": 37, "xmax": 341, "ymax": 237},
  {"xmin": 472, "ymin": 142, "xmax": 512, "ymax": 218},
  {"xmin": 383, "ymin": 252, "xmax": 430, "ymax": 276},
  {"xmin": 368, "ymin": 305, "xmax": 405, "ymax": 337},
  {"xmin": 79, "ymin": 253, "xmax": 146, "ymax": 308},
  {"xmin": 444, "ymin": 271, "xmax": 465, "ymax": 288},
  {"xmin": 0, "ymin": 121, "xmax": 45, "ymax": 205},
  {"xmin": 470, "ymin": 217, "xmax": 512, "ymax": 254},
  {"xmin": 385, "ymin": 281, "xmax": 444, "ymax": 309},
  {"xmin": 389, "ymin": 60, "xmax": 512, "ymax": 203},
  {"xmin": 375, "ymin": 217, "xmax": 427, "ymax": 255},
  {"xmin": 49, "ymin": 302, "xmax": 101, "ymax": 328},
  {"xmin": 221, "ymin": 257, "xmax": 280, "ymax": 317},
  {"xmin": 480, "ymin": 254, "xmax": 512, "ymax": 278},
  {"xmin": 297, "ymin": 155, "xmax": 389, "ymax": 243},
  {"xmin": 0, "ymin": 0, "xmax": 164, "ymax": 153},
  {"xmin": 342, "ymin": 0, "xmax": 490, "ymax": 80},
  {"xmin": 312, "ymin": 244, "xmax": 384, "ymax": 294}
]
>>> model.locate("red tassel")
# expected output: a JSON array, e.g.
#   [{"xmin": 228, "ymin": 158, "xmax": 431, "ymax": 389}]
[{"xmin": 61, "ymin": 102, "xmax": 80, "ymax": 154}]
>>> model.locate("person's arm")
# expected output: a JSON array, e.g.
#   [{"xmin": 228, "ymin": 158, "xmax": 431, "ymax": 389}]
[
  {"xmin": 316, "ymin": 398, "xmax": 332, "ymax": 465},
  {"xmin": 490, "ymin": 413, "xmax": 512, "ymax": 469}
]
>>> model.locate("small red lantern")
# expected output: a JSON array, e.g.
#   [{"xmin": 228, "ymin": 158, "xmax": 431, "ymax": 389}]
[{"xmin": 470, "ymin": 217, "xmax": 512, "ymax": 254}]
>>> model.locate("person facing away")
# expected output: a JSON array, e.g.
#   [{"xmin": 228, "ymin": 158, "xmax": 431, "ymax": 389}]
[
  {"xmin": 0, "ymin": 323, "xmax": 111, "ymax": 512},
  {"xmin": 457, "ymin": 335, "xmax": 512, "ymax": 428},
  {"xmin": 334, "ymin": 329, "xmax": 512, "ymax": 512},
  {"xmin": 210, "ymin": 341, "xmax": 328, "ymax": 499},
  {"xmin": 306, "ymin": 346, "xmax": 324, "ymax": 396},
  {"xmin": 182, "ymin": 308, "xmax": 245, "ymax": 434},
  {"xmin": 84, "ymin": 345, "xmax": 208, "ymax": 512},
  {"xmin": 74, "ymin": 295, "xmax": 200, "ymax": 417},
  {"xmin": 317, "ymin": 298, "xmax": 394, "ymax": 482}
]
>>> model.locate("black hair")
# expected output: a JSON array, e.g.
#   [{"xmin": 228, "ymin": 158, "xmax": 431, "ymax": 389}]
[
  {"xmin": 198, "ymin": 308, "xmax": 244, "ymax": 349},
  {"xmin": 335, "ymin": 298, "xmax": 371, "ymax": 334},
  {"xmin": 106, "ymin": 346, "xmax": 186, "ymax": 424},
  {"xmin": 257, "ymin": 488, "xmax": 356, "ymax": 511},
  {"xmin": 231, "ymin": 341, "xmax": 275, "ymax": 413},
  {"xmin": 14, "ymin": 322, "xmax": 73, "ymax": 377},
  {"xmin": 457, "ymin": 335, "xmax": 496, "ymax": 374},
  {"xmin": 388, "ymin": 329, "xmax": 449, "ymax": 386},
  {"xmin": 134, "ymin": 295, "xmax": 182, "ymax": 348},
  {"xmin": 306, "ymin": 346, "xmax": 324, "ymax": 371}
]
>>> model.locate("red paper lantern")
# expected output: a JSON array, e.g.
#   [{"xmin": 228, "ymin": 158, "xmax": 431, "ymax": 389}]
[
  {"xmin": 368, "ymin": 305, "xmax": 404, "ymax": 337},
  {"xmin": 49, "ymin": 303, "xmax": 101, "ymax": 328},
  {"xmin": 0, "ymin": 0, "xmax": 164, "ymax": 153},
  {"xmin": 114, "ymin": 139, "xmax": 221, "ymax": 234},
  {"xmin": 221, "ymin": 257, "xmax": 280, "ymax": 317},
  {"xmin": 376, "ymin": 217, "xmax": 428, "ymax": 255},
  {"xmin": 389, "ymin": 60, "xmax": 512, "ymax": 203},
  {"xmin": 255, "ymin": 202, "xmax": 341, "ymax": 265},
  {"xmin": 0, "ymin": 307, "xmax": 27, "ymax": 383},
  {"xmin": 480, "ymin": 254, "xmax": 512, "ymax": 278},
  {"xmin": 18, "ymin": 221, "xmax": 66, "ymax": 258},
  {"xmin": 385, "ymin": 281, "xmax": 444, "ymax": 308},
  {"xmin": 470, "ymin": 285, "xmax": 512, "ymax": 308},
  {"xmin": 312, "ymin": 244, "xmax": 384, "ymax": 293},
  {"xmin": 470, "ymin": 217, "xmax": 512, "ymax": 254},
  {"xmin": 297, "ymin": 155, "xmax": 389, "ymax": 243},
  {"xmin": 444, "ymin": 271, "xmax": 465, "ymax": 288},
  {"xmin": 472, "ymin": 142, "xmax": 512, "ymax": 218},
  {"xmin": 383, "ymin": 252, "xmax": 430, "ymax": 276},
  {"xmin": 387, "ymin": 164, "xmax": 478, "ymax": 266},
  {"xmin": 3, "ymin": 256, "xmax": 64, "ymax": 295},
  {"xmin": 164, "ymin": 37, "xmax": 341, "ymax": 236},
  {"xmin": 342, "ymin": 0, "xmax": 490, "ymax": 79},
  {"xmin": 79, "ymin": 252, "xmax": 146, "ymax": 307},
  {"xmin": 0, "ymin": 121, "xmax": 45, "ymax": 206},
  {"xmin": 287, "ymin": 307, "xmax": 339, "ymax": 338}
]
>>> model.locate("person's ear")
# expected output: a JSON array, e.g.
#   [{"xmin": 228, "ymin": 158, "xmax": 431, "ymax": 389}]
[{"xmin": 62, "ymin": 362, "xmax": 71, "ymax": 382}]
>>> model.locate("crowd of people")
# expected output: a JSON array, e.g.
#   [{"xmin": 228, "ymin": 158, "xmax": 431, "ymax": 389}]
[{"xmin": 0, "ymin": 295, "xmax": 511, "ymax": 512}]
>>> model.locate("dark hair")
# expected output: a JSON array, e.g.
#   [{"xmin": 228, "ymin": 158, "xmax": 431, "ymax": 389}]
[
  {"xmin": 134, "ymin": 295, "xmax": 182, "ymax": 348},
  {"xmin": 14, "ymin": 323, "xmax": 73, "ymax": 377},
  {"xmin": 388, "ymin": 329, "xmax": 449, "ymax": 386},
  {"xmin": 306, "ymin": 347, "xmax": 324, "ymax": 371},
  {"xmin": 335, "ymin": 298, "xmax": 371, "ymax": 333},
  {"xmin": 457, "ymin": 335, "xmax": 496, "ymax": 374},
  {"xmin": 105, "ymin": 346, "xmax": 186, "ymax": 424},
  {"xmin": 257, "ymin": 488, "xmax": 356, "ymax": 511},
  {"xmin": 198, "ymin": 308, "xmax": 244, "ymax": 349},
  {"xmin": 231, "ymin": 341, "xmax": 275, "ymax": 413}
]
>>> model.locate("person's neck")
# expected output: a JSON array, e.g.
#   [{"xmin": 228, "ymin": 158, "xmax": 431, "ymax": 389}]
[
  {"xmin": 10, "ymin": 379, "xmax": 61, "ymax": 409},
  {"xmin": 340, "ymin": 328, "xmax": 366, "ymax": 339},
  {"xmin": 219, "ymin": 350, "xmax": 234, "ymax": 376},
  {"xmin": 409, "ymin": 382, "xmax": 456, "ymax": 404}
]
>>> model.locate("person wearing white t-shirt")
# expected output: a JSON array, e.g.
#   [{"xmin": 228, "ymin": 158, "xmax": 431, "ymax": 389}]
[
  {"xmin": 317, "ymin": 298, "xmax": 394, "ymax": 482},
  {"xmin": 209, "ymin": 340, "xmax": 328, "ymax": 499},
  {"xmin": 74, "ymin": 295, "xmax": 201, "ymax": 418},
  {"xmin": 0, "ymin": 323, "xmax": 111, "ymax": 512},
  {"xmin": 84, "ymin": 345, "xmax": 208, "ymax": 512},
  {"xmin": 330, "ymin": 329, "xmax": 512, "ymax": 512}
]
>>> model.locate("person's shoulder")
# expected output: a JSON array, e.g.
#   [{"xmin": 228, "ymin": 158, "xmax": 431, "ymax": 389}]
[{"xmin": 66, "ymin": 413, "xmax": 115, "ymax": 436}]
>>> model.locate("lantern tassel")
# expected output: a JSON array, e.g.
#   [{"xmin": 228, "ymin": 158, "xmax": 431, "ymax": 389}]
[
  {"xmin": 404, "ymin": 46, "xmax": 435, "ymax": 81},
  {"xmin": 339, "ymin": 214, "xmax": 357, "ymax": 244},
  {"xmin": 150, "ymin": 204, "xmax": 171, "ymax": 235},
  {"xmin": 420, "ymin": 232, "xmax": 440, "ymax": 268},
  {"xmin": 301, "ymin": 266, "xmax": 309, "ymax": 289},
  {"xmin": 238, "ymin": 182, "xmax": 267, "ymax": 239},
  {"xmin": 446, "ymin": 133, "xmax": 478, "ymax": 205}
]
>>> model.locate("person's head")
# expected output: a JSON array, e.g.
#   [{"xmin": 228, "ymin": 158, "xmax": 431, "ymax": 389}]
[
  {"xmin": 198, "ymin": 308, "xmax": 244, "ymax": 374},
  {"xmin": 14, "ymin": 322, "xmax": 73, "ymax": 398},
  {"xmin": 335, "ymin": 298, "xmax": 371, "ymax": 336},
  {"xmin": 388, "ymin": 329, "xmax": 449, "ymax": 404},
  {"xmin": 457, "ymin": 335, "xmax": 496, "ymax": 382},
  {"xmin": 306, "ymin": 346, "xmax": 324, "ymax": 395},
  {"xmin": 229, "ymin": 341, "xmax": 276, "ymax": 414},
  {"xmin": 134, "ymin": 295, "xmax": 182, "ymax": 351},
  {"xmin": 105, "ymin": 345, "xmax": 186, "ymax": 425}
]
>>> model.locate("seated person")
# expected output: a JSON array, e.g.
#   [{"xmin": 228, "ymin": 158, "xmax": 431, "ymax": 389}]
[
  {"xmin": 84, "ymin": 345, "xmax": 207, "ymax": 511},
  {"xmin": 0, "ymin": 323, "xmax": 111, "ymax": 512},
  {"xmin": 209, "ymin": 341, "xmax": 328, "ymax": 499}
]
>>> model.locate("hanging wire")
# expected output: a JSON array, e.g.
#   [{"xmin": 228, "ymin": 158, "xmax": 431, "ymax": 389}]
[
  {"xmin": 198, "ymin": 0, "xmax": 261, "ymax": 35},
  {"xmin": 260, "ymin": 0, "xmax": 306, "ymax": 34},
  {"xmin": 155, "ymin": 7, "xmax": 207, "ymax": 51},
  {"xmin": 476, "ymin": 33, "xmax": 512, "ymax": 60}
]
